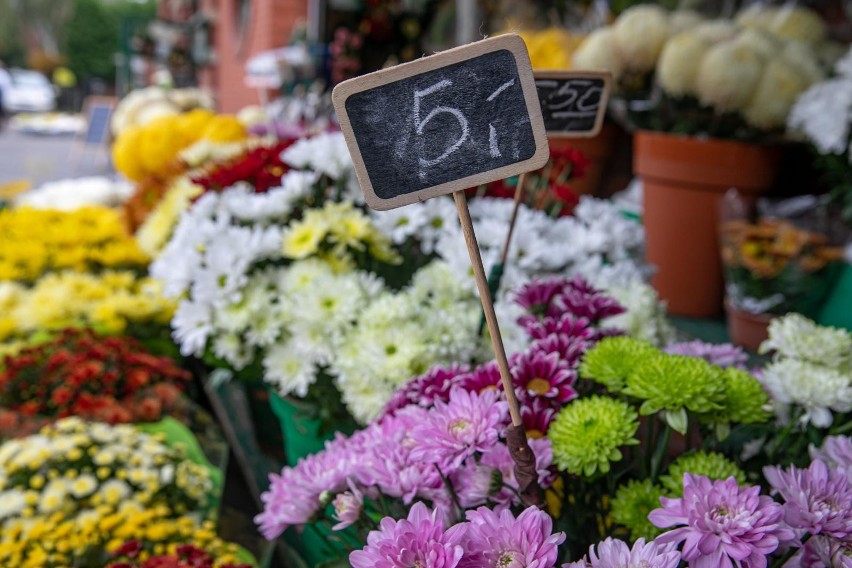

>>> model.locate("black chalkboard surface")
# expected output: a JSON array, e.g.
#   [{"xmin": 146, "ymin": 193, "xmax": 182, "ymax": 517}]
[
  {"xmin": 534, "ymin": 71, "xmax": 611, "ymax": 138},
  {"xmin": 333, "ymin": 34, "xmax": 549, "ymax": 211}
]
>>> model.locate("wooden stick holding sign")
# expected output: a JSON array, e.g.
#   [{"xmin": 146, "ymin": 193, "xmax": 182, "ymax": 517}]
[
  {"xmin": 488, "ymin": 70, "xmax": 612, "ymax": 303},
  {"xmin": 333, "ymin": 34, "xmax": 549, "ymax": 507}
]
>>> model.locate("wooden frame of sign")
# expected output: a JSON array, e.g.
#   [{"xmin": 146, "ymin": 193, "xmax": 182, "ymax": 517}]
[
  {"xmin": 533, "ymin": 70, "xmax": 611, "ymax": 139},
  {"xmin": 332, "ymin": 34, "xmax": 549, "ymax": 211}
]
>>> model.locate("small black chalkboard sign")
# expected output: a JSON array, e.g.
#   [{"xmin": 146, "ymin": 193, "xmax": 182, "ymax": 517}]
[
  {"xmin": 332, "ymin": 34, "xmax": 549, "ymax": 211},
  {"xmin": 534, "ymin": 71, "xmax": 611, "ymax": 138}
]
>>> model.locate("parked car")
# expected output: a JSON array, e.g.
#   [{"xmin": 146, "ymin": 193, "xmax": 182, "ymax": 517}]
[{"xmin": 2, "ymin": 69, "xmax": 56, "ymax": 113}]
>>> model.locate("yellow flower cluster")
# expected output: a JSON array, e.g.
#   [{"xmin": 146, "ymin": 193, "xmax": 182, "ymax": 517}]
[
  {"xmin": 135, "ymin": 177, "xmax": 204, "ymax": 257},
  {"xmin": 0, "ymin": 207, "xmax": 149, "ymax": 282},
  {"xmin": 517, "ymin": 28, "xmax": 586, "ymax": 70},
  {"xmin": 0, "ymin": 270, "xmax": 175, "ymax": 353},
  {"xmin": 0, "ymin": 418, "xmax": 212, "ymax": 528},
  {"xmin": 281, "ymin": 200, "xmax": 401, "ymax": 269},
  {"xmin": 113, "ymin": 109, "xmax": 249, "ymax": 182},
  {"xmin": 0, "ymin": 502, "xmax": 246, "ymax": 568}
]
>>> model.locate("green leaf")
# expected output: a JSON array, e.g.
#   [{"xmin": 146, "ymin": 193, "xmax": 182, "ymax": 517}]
[{"xmin": 665, "ymin": 407, "xmax": 688, "ymax": 434}]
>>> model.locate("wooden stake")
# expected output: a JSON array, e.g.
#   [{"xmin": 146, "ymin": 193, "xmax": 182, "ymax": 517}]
[
  {"xmin": 499, "ymin": 172, "xmax": 527, "ymax": 267},
  {"xmin": 453, "ymin": 190, "xmax": 522, "ymax": 427}
]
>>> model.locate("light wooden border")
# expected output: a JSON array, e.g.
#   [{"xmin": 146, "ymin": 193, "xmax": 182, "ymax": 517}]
[
  {"xmin": 332, "ymin": 34, "xmax": 550, "ymax": 211},
  {"xmin": 533, "ymin": 70, "xmax": 611, "ymax": 139}
]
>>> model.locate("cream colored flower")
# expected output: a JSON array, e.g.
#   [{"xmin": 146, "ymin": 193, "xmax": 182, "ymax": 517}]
[
  {"xmin": 696, "ymin": 39, "xmax": 764, "ymax": 112},
  {"xmin": 572, "ymin": 28, "xmax": 624, "ymax": 79},
  {"xmin": 613, "ymin": 4, "xmax": 670, "ymax": 72},
  {"xmin": 657, "ymin": 31, "xmax": 711, "ymax": 97},
  {"xmin": 735, "ymin": 28, "xmax": 780, "ymax": 60},
  {"xmin": 668, "ymin": 10, "xmax": 704, "ymax": 36},
  {"xmin": 766, "ymin": 6, "xmax": 826, "ymax": 46},
  {"xmin": 133, "ymin": 99, "xmax": 180, "ymax": 127},
  {"xmin": 781, "ymin": 40, "xmax": 825, "ymax": 85},
  {"xmin": 744, "ymin": 59, "xmax": 811, "ymax": 129},
  {"xmin": 692, "ymin": 20, "xmax": 738, "ymax": 44}
]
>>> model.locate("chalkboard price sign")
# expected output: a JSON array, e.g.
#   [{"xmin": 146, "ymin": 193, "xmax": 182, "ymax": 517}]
[
  {"xmin": 534, "ymin": 71, "xmax": 611, "ymax": 138},
  {"xmin": 332, "ymin": 34, "xmax": 549, "ymax": 210}
]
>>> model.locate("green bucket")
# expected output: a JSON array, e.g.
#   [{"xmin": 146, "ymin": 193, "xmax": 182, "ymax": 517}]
[
  {"xmin": 817, "ymin": 262, "xmax": 852, "ymax": 331},
  {"xmin": 267, "ymin": 390, "xmax": 339, "ymax": 467}
]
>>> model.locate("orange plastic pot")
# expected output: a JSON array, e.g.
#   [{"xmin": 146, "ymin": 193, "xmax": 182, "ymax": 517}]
[
  {"xmin": 549, "ymin": 122, "xmax": 619, "ymax": 197},
  {"xmin": 725, "ymin": 299, "xmax": 776, "ymax": 353},
  {"xmin": 634, "ymin": 131, "xmax": 781, "ymax": 317}
]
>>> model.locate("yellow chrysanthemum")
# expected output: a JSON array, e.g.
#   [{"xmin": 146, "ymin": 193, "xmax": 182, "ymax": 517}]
[
  {"xmin": 135, "ymin": 177, "xmax": 203, "ymax": 257},
  {"xmin": 281, "ymin": 217, "xmax": 328, "ymax": 259},
  {"xmin": 200, "ymin": 114, "xmax": 248, "ymax": 143}
]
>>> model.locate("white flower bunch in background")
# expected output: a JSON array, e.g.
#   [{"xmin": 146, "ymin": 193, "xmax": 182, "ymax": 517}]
[
  {"xmin": 758, "ymin": 314, "xmax": 852, "ymax": 428},
  {"xmin": 280, "ymin": 131, "xmax": 362, "ymax": 202},
  {"xmin": 602, "ymin": 280, "xmax": 677, "ymax": 346},
  {"xmin": 332, "ymin": 261, "xmax": 487, "ymax": 423},
  {"xmin": 14, "ymin": 177, "xmax": 135, "ymax": 210}
]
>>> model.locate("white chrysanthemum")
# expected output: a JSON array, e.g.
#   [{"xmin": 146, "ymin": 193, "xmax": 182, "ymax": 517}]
[
  {"xmin": 572, "ymin": 28, "xmax": 624, "ymax": 79},
  {"xmin": 739, "ymin": 5, "xmax": 827, "ymax": 46},
  {"xmin": 692, "ymin": 20, "xmax": 738, "ymax": 44},
  {"xmin": 0, "ymin": 490, "xmax": 27, "ymax": 519},
  {"xmin": 744, "ymin": 59, "xmax": 811, "ymax": 129},
  {"xmin": 495, "ymin": 295, "xmax": 532, "ymax": 357},
  {"xmin": 281, "ymin": 131, "xmax": 353, "ymax": 180},
  {"xmin": 696, "ymin": 39, "xmax": 764, "ymax": 112},
  {"xmin": 612, "ymin": 4, "xmax": 670, "ymax": 73},
  {"xmin": 416, "ymin": 197, "xmax": 460, "ymax": 254},
  {"xmin": 263, "ymin": 341, "xmax": 322, "ymax": 397},
  {"xmin": 759, "ymin": 314, "xmax": 852, "ymax": 371},
  {"xmin": 760, "ymin": 358, "xmax": 852, "ymax": 428},
  {"xmin": 788, "ymin": 77, "xmax": 852, "ymax": 154},
  {"xmin": 601, "ymin": 280, "xmax": 676, "ymax": 346},
  {"xmin": 14, "ymin": 176, "xmax": 134, "ymax": 210},
  {"xmin": 668, "ymin": 10, "xmax": 704, "ymax": 36},
  {"xmin": 219, "ymin": 180, "xmax": 308, "ymax": 222},
  {"xmin": 837, "ymin": 46, "xmax": 852, "ymax": 78},
  {"xmin": 370, "ymin": 203, "xmax": 428, "ymax": 244},
  {"xmin": 171, "ymin": 299, "xmax": 213, "ymax": 356},
  {"xmin": 657, "ymin": 31, "xmax": 711, "ymax": 97}
]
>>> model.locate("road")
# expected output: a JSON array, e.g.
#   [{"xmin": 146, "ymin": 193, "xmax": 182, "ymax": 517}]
[{"xmin": 0, "ymin": 126, "xmax": 114, "ymax": 188}]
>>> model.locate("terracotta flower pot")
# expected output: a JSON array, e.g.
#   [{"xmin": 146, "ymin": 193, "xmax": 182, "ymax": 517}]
[
  {"xmin": 549, "ymin": 122, "xmax": 620, "ymax": 197},
  {"xmin": 725, "ymin": 299, "xmax": 776, "ymax": 353},
  {"xmin": 634, "ymin": 131, "xmax": 782, "ymax": 318}
]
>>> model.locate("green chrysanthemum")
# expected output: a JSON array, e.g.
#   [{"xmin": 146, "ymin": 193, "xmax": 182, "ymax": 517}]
[
  {"xmin": 622, "ymin": 353, "xmax": 726, "ymax": 433},
  {"xmin": 548, "ymin": 395, "xmax": 639, "ymax": 477},
  {"xmin": 719, "ymin": 367, "xmax": 772, "ymax": 425},
  {"xmin": 579, "ymin": 336, "xmax": 659, "ymax": 392},
  {"xmin": 611, "ymin": 479, "xmax": 666, "ymax": 540},
  {"xmin": 659, "ymin": 451, "xmax": 746, "ymax": 495}
]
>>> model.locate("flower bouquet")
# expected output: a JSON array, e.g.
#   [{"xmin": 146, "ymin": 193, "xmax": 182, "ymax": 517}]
[
  {"xmin": 108, "ymin": 542, "xmax": 253, "ymax": 568},
  {"xmin": 0, "ymin": 328, "xmax": 190, "ymax": 437},
  {"xmin": 720, "ymin": 215, "xmax": 845, "ymax": 317}
]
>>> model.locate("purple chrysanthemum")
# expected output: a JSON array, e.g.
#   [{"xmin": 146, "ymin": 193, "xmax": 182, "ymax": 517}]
[
  {"xmin": 800, "ymin": 535, "xmax": 852, "ymax": 567},
  {"xmin": 649, "ymin": 474, "xmax": 794, "ymax": 568},
  {"xmin": 523, "ymin": 313, "xmax": 595, "ymax": 342},
  {"xmin": 520, "ymin": 397, "xmax": 558, "ymax": 439},
  {"xmin": 664, "ymin": 340, "xmax": 748, "ymax": 369},
  {"xmin": 410, "ymin": 388, "xmax": 508, "ymax": 471},
  {"xmin": 515, "ymin": 277, "xmax": 566, "ymax": 318},
  {"xmin": 764, "ymin": 459, "xmax": 852, "ymax": 539},
  {"xmin": 458, "ymin": 506, "xmax": 566, "ymax": 568},
  {"xmin": 480, "ymin": 438, "xmax": 555, "ymax": 508},
  {"xmin": 511, "ymin": 350, "xmax": 578, "ymax": 403},
  {"xmin": 563, "ymin": 537, "xmax": 681, "ymax": 568},
  {"xmin": 530, "ymin": 333, "xmax": 591, "ymax": 368},
  {"xmin": 810, "ymin": 435, "xmax": 852, "ymax": 473},
  {"xmin": 552, "ymin": 280, "xmax": 625, "ymax": 323},
  {"xmin": 332, "ymin": 480, "xmax": 364, "ymax": 530},
  {"xmin": 459, "ymin": 361, "xmax": 503, "ymax": 395},
  {"xmin": 350, "ymin": 502, "xmax": 465, "ymax": 568},
  {"xmin": 450, "ymin": 459, "xmax": 500, "ymax": 509},
  {"xmin": 381, "ymin": 364, "xmax": 471, "ymax": 418}
]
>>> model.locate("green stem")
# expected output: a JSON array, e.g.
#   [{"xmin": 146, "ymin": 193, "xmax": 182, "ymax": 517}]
[
  {"xmin": 643, "ymin": 416, "xmax": 655, "ymax": 478},
  {"xmin": 650, "ymin": 420, "xmax": 672, "ymax": 482},
  {"xmin": 435, "ymin": 464, "xmax": 462, "ymax": 521}
]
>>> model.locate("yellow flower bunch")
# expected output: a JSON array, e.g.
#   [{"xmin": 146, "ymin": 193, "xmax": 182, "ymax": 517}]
[
  {"xmin": 135, "ymin": 177, "xmax": 204, "ymax": 257},
  {"xmin": 113, "ymin": 109, "xmax": 249, "ymax": 182},
  {"xmin": 0, "ymin": 270, "xmax": 175, "ymax": 350},
  {"xmin": 0, "ymin": 207, "xmax": 149, "ymax": 282},
  {"xmin": 281, "ymin": 200, "xmax": 401, "ymax": 269},
  {"xmin": 0, "ymin": 418, "xmax": 213, "ymax": 529},
  {"xmin": 0, "ymin": 502, "xmax": 247, "ymax": 568},
  {"xmin": 517, "ymin": 28, "xmax": 586, "ymax": 70}
]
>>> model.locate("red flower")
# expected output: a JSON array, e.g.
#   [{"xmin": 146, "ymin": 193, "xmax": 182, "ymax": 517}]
[
  {"xmin": 191, "ymin": 140, "xmax": 295, "ymax": 194},
  {"xmin": 51, "ymin": 387, "xmax": 73, "ymax": 407}
]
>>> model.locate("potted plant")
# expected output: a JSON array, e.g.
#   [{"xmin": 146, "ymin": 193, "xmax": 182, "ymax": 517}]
[
  {"xmin": 788, "ymin": 44, "xmax": 852, "ymax": 331},
  {"xmin": 572, "ymin": 4, "xmax": 835, "ymax": 317}
]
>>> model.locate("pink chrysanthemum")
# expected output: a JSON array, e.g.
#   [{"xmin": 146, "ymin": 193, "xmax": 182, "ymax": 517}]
[
  {"xmin": 520, "ymin": 397, "xmax": 558, "ymax": 439},
  {"xmin": 810, "ymin": 435, "xmax": 852, "ymax": 472},
  {"xmin": 332, "ymin": 480, "xmax": 364, "ymax": 531},
  {"xmin": 764, "ymin": 459, "xmax": 852, "ymax": 539},
  {"xmin": 480, "ymin": 438, "xmax": 555, "ymax": 508},
  {"xmin": 350, "ymin": 502, "xmax": 465, "ymax": 568},
  {"xmin": 523, "ymin": 313, "xmax": 595, "ymax": 342},
  {"xmin": 457, "ymin": 506, "xmax": 566, "ymax": 568},
  {"xmin": 552, "ymin": 280, "xmax": 625, "ymax": 323},
  {"xmin": 563, "ymin": 537, "xmax": 681, "ymax": 568},
  {"xmin": 800, "ymin": 535, "xmax": 852, "ymax": 568},
  {"xmin": 511, "ymin": 350, "xmax": 577, "ymax": 403},
  {"xmin": 665, "ymin": 340, "xmax": 748, "ymax": 369},
  {"xmin": 381, "ymin": 364, "xmax": 470, "ymax": 418},
  {"xmin": 410, "ymin": 388, "xmax": 508, "ymax": 471},
  {"xmin": 515, "ymin": 277, "xmax": 566, "ymax": 317},
  {"xmin": 450, "ymin": 460, "xmax": 501, "ymax": 509},
  {"xmin": 459, "ymin": 361, "xmax": 503, "ymax": 395},
  {"xmin": 649, "ymin": 474, "xmax": 794, "ymax": 568},
  {"xmin": 530, "ymin": 333, "xmax": 591, "ymax": 368}
]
